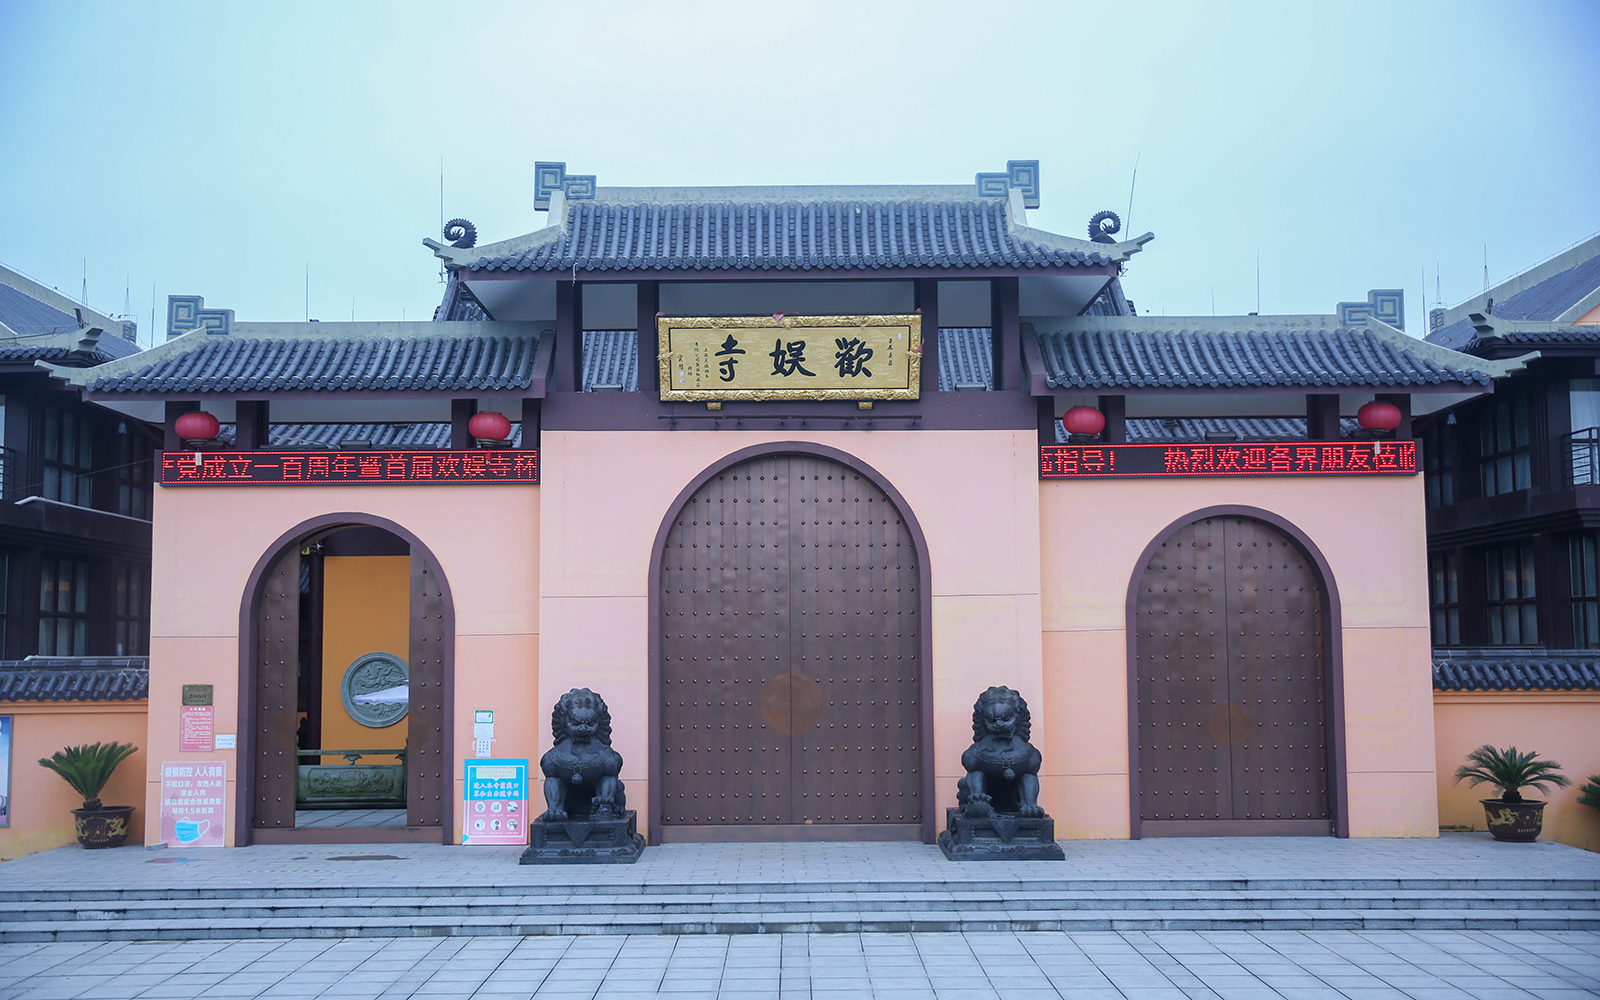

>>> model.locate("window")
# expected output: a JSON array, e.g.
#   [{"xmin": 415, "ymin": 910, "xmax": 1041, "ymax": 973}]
[
  {"xmin": 1485, "ymin": 543, "xmax": 1538, "ymax": 645},
  {"xmin": 114, "ymin": 562, "xmax": 149, "ymax": 656},
  {"xmin": 114, "ymin": 425, "xmax": 150, "ymax": 520},
  {"xmin": 38, "ymin": 555, "xmax": 90, "ymax": 656},
  {"xmin": 1478, "ymin": 392, "xmax": 1532, "ymax": 496},
  {"xmin": 41, "ymin": 407, "xmax": 94, "ymax": 508},
  {"xmin": 1571, "ymin": 535, "xmax": 1600, "ymax": 649},
  {"xmin": 1429, "ymin": 552, "xmax": 1461, "ymax": 645},
  {"xmin": 1424, "ymin": 422, "xmax": 1454, "ymax": 508}
]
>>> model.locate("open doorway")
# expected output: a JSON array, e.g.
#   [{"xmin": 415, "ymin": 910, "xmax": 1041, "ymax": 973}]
[{"xmin": 245, "ymin": 519, "xmax": 450, "ymax": 844}]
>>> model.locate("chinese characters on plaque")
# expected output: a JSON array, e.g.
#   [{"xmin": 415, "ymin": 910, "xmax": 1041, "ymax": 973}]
[
  {"xmin": 658, "ymin": 315, "xmax": 922, "ymax": 402},
  {"xmin": 1039, "ymin": 440, "xmax": 1418, "ymax": 479},
  {"xmin": 160, "ymin": 449, "xmax": 539, "ymax": 486}
]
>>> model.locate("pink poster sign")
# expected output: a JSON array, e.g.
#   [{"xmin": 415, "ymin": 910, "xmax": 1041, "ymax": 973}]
[
  {"xmin": 178, "ymin": 705, "xmax": 214, "ymax": 752},
  {"xmin": 160, "ymin": 761, "xmax": 226, "ymax": 847}
]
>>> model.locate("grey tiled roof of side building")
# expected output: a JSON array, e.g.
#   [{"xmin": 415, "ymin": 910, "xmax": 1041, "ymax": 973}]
[
  {"xmin": 0, "ymin": 285, "xmax": 141, "ymax": 364},
  {"xmin": 216, "ymin": 422, "xmax": 523, "ymax": 449},
  {"xmin": 465, "ymin": 198, "xmax": 1131, "ymax": 274},
  {"xmin": 1433, "ymin": 649, "xmax": 1600, "ymax": 691},
  {"xmin": 1033, "ymin": 317, "xmax": 1511, "ymax": 390},
  {"xmin": 583, "ymin": 331, "xmax": 639, "ymax": 391},
  {"xmin": 1488, "ymin": 252, "xmax": 1600, "ymax": 322},
  {"xmin": 73, "ymin": 324, "xmax": 543, "ymax": 394},
  {"xmin": 0, "ymin": 657, "xmax": 150, "ymax": 702},
  {"xmin": 1053, "ymin": 416, "xmax": 1361, "ymax": 443}
]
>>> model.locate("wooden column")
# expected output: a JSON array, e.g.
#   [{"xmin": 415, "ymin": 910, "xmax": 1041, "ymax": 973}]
[
  {"xmin": 520, "ymin": 398, "xmax": 541, "ymax": 450},
  {"xmin": 163, "ymin": 400, "xmax": 200, "ymax": 451},
  {"xmin": 450, "ymin": 399, "xmax": 477, "ymax": 449},
  {"xmin": 1098, "ymin": 394, "xmax": 1127, "ymax": 444},
  {"xmin": 990, "ymin": 277, "xmax": 1020, "ymax": 392},
  {"xmin": 1375, "ymin": 393, "xmax": 1413, "ymax": 440},
  {"xmin": 915, "ymin": 279, "xmax": 940, "ymax": 395},
  {"xmin": 555, "ymin": 280, "xmax": 581, "ymax": 393},
  {"xmin": 234, "ymin": 401, "xmax": 270, "ymax": 450},
  {"xmin": 1036, "ymin": 398, "xmax": 1058, "ymax": 446},
  {"xmin": 637, "ymin": 280, "xmax": 660, "ymax": 396},
  {"xmin": 1306, "ymin": 394, "xmax": 1341, "ymax": 440}
]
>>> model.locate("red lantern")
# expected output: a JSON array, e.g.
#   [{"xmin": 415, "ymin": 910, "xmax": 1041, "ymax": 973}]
[
  {"xmin": 1061, "ymin": 406, "xmax": 1106, "ymax": 439},
  {"xmin": 468, "ymin": 411, "xmax": 512, "ymax": 443},
  {"xmin": 1357, "ymin": 400, "xmax": 1403, "ymax": 432},
  {"xmin": 173, "ymin": 411, "xmax": 220, "ymax": 442}
]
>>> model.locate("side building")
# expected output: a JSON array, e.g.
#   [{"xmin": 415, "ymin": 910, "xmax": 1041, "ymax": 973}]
[{"xmin": 1423, "ymin": 234, "xmax": 1600, "ymax": 851}]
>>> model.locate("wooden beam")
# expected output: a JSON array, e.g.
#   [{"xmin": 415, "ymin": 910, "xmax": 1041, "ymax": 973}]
[
  {"xmin": 163, "ymin": 400, "xmax": 199, "ymax": 451},
  {"xmin": 1307, "ymin": 394, "xmax": 1341, "ymax": 440},
  {"xmin": 234, "ymin": 401, "xmax": 269, "ymax": 450},
  {"xmin": 450, "ymin": 399, "xmax": 477, "ymax": 449},
  {"xmin": 915, "ymin": 278, "xmax": 939, "ymax": 396},
  {"xmin": 637, "ymin": 280, "xmax": 660, "ymax": 397},
  {"xmin": 1098, "ymin": 394, "xmax": 1127, "ymax": 444}
]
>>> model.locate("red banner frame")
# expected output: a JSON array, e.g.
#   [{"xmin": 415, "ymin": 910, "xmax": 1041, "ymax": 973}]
[
  {"xmin": 160, "ymin": 450, "xmax": 539, "ymax": 486},
  {"xmin": 1040, "ymin": 440, "xmax": 1416, "ymax": 479}
]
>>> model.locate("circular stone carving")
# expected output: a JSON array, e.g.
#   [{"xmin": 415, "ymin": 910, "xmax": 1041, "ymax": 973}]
[
  {"xmin": 760, "ymin": 672, "xmax": 823, "ymax": 736},
  {"xmin": 1207, "ymin": 703, "xmax": 1250, "ymax": 746},
  {"xmin": 340, "ymin": 652, "xmax": 410, "ymax": 728}
]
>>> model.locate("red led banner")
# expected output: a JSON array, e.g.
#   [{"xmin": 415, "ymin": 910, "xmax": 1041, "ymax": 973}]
[
  {"xmin": 1040, "ymin": 440, "xmax": 1416, "ymax": 479},
  {"xmin": 160, "ymin": 450, "xmax": 539, "ymax": 486}
]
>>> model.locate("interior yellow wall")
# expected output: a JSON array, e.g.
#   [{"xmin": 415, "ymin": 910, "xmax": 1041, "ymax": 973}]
[
  {"xmin": 0, "ymin": 702, "xmax": 148, "ymax": 859},
  {"xmin": 1435, "ymin": 691, "xmax": 1600, "ymax": 852},
  {"xmin": 320, "ymin": 555, "xmax": 411, "ymax": 764}
]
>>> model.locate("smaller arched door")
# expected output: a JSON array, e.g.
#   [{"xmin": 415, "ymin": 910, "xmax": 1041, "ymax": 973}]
[{"xmin": 1134, "ymin": 515, "xmax": 1332, "ymax": 836}]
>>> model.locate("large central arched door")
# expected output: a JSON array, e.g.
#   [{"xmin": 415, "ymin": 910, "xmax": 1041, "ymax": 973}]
[
  {"xmin": 659, "ymin": 452, "xmax": 922, "ymax": 840},
  {"xmin": 1135, "ymin": 515, "xmax": 1332, "ymax": 836}
]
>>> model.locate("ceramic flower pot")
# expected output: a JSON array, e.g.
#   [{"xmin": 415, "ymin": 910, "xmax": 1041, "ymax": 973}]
[
  {"xmin": 72, "ymin": 806, "xmax": 134, "ymax": 849},
  {"xmin": 1480, "ymin": 798, "xmax": 1546, "ymax": 842}
]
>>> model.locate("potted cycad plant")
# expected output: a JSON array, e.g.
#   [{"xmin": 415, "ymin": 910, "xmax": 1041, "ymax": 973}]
[
  {"xmin": 1453, "ymin": 744, "xmax": 1570, "ymax": 842},
  {"xmin": 38, "ymin": 742, "xmax": 140, "ymax": 849},
  {"xmin": 1580, "ymin": 775, "xmax": 1600, "ymax": 813}
]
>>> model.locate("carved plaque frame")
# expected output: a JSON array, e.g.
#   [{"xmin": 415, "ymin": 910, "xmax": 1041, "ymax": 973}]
[{"xmin": 657, "ymin": 314, "xmax": 922, "ymax": 402}]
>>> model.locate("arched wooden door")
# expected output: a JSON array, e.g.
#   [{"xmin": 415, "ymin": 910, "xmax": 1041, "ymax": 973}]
[
  {"xmin": 659, "ymin": 453, "xmax": 922, "ymax": 840},
  {"xmin": 1135, "ymin": 516, "xmax": 1332, "ymax": 836}
]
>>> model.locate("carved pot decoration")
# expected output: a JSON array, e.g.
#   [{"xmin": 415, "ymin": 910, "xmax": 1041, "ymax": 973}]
[
  {"xmin": 1481, "ymin": 798, "xmax": 1547, "ymax": 842},
  {"xmin": 72, "ymin": 806, "xmax": 134, "ymax": 849},
  {"xmin": 340, "ymin": 652, "xmax": 409, "ymax": 728}
]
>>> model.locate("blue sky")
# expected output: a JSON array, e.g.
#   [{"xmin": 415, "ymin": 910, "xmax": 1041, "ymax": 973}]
[{"xmin": 1, "ymin": 0, "xmax": 1596, "ymax": 343}]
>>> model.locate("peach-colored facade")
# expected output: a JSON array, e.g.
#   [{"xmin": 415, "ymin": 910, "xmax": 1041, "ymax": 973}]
[
  {"xmin": 137, "ymin": 428, "xmax": 1446, "ymax": 845},
  {"xmin": 0, "ymin": 701, "xmax": 148, "ymax": 859},
  {"xmin": 1434, "ymin": 691, "xmax": 1600, "ymax": 852}
]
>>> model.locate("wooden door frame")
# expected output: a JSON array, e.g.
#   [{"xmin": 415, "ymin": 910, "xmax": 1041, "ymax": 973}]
[
  {"xmin": 648, "ymin": 442, "xmax": 938, "ymax": 846},
  {"xmin": 1124, "ymin": 505, "xmax": 1349, "ymax": 840},
  {"xmin": 234, "ymin": 512, "xmax": 456, "ymax": 846}
]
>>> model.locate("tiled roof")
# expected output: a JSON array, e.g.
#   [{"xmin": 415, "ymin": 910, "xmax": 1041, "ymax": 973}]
[
  {"xmin": 1053, "ymin": 416, "xmax": 1361, "ymax": 444},
  {"xmin": 938, "ymin": 328, "xmax": 993, "ymax": 390},
  {"xmin": 582, "ymin": 331, "xmax": 639, "ymax": 391},
  {"xmin": 216, "ymin": 422, "xmax": 523, "ymax": 449},
  {"xmin": 1490, "ymin": 253, "xmax": 1600, "ymax": 322},
  {"xmin": 0, "ymin": 282, "xmax": 83, "ymax": 338},
  {"xmin": 1433, "ymin": 649, "xmax": 1600, "ymax": 692},
  {"xmin": 1429, "ymin": 317, "xmax": 1477, "ymax": 351},
  {"xmin": 0, "ymin": 283, "xmax": 140, "ymax": 364},
  {"xmin": 67, "ymin": 323, "xmax": 547, "ymax": 395},
  {"xmin": 464, "ymin": 198, "xmax": 1131, "ymax": 275},
  {"xmin": 1032, "ymin": 318, "xmax": 1512, "ymax": 391},
  {"xmin": 0, "ymin": 657, "xmax": 149, "ymax": 702}
]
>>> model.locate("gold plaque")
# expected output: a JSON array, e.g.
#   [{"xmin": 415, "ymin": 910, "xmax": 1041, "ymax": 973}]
[{"xmin": 657, "ymin": 314, "xmax": 922, "ymax": 402}]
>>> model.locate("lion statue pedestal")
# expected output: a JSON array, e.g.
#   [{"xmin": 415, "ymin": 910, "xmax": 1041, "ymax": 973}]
[
  {"xmin": 939, "ymin": 686, "xmax": 1064, "ymax": 861},
  {"xmin": 519, "ymin": 688, "xmax": 645, "ymax": 865}
]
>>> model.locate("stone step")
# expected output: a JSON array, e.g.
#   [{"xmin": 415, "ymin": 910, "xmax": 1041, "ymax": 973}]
[
  {"xmin": 1, "ymin": 887, "xmax": 1595, "ymax": 924},
  {"xmin": 1, "ymin": 907, "xmax": 1596, "ymax": 943},
  {"xmin": 2, "ymin": 875, "xmax": 1594, "ymax": 903}
]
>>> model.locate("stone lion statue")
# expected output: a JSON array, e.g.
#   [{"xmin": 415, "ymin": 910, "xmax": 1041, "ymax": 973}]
[
  {"xmin": 957, "ymin": 686, "xmax": 1044, "ymax": 818},
  {"xmin": 538, "ymin": 688, "xmax": 626, "ymax": 822}
]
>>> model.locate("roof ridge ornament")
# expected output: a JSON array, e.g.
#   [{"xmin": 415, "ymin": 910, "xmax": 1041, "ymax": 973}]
[
  {"xmin": 974, "ymin": 160, "xmax": 1040, "ymax": 209},
  {"xmin": 534, "ymin": 162, "xmax": 597, "ymax": 211},
  {"xmin": 1337, "ymin": 289, "xmax": 1405, "ymax": 331},
  {"xmin": 1088, "ymin": 211, "xmax": 1122, "ymax": 244},
  {"xmin": 443, "ymin": 219, "xmax": 477, "ymax": 249},
  {"xmin": 167, "ymin": 294, "xmax": 233, "ymax": 341}
]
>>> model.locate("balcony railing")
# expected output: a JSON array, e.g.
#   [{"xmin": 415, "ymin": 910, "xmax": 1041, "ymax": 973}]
[{"xmin": 1566, "ymin": 427, "xmax": 1600, "ymax": 486}]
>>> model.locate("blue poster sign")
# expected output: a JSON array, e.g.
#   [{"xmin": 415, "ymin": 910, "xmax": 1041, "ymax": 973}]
[
  {"xmin": 0, "ymin": 716, "xmax": 11, "ymax": 828},
  {"xmin": 462, "ymin": 758, "xmax": 528, "ymax": 845}
]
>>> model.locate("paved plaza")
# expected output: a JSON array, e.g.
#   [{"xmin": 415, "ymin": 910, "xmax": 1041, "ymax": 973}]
[{"xmin": 2, "ymin": 928, "xmax": 1598, "ymax": 999}]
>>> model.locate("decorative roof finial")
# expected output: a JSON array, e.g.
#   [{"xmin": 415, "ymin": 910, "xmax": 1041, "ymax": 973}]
[
  {"xmin": 1088, "ymin": 211, "xmax": 1121, "ymax": 243},
  {"xmin": 444, "ymin": 219, "xmax": 478, "ymax": 249}
]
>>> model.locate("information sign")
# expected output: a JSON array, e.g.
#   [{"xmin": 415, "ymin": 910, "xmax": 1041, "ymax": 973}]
[
  {"xmin": 0, "ymin": 716, "xmax": 12, "ymax": 829},
  {"xmin": 1039, "ymin": 440, "xmax": 1418, "ymax": 479},
  {"xmin": 178, "ymin": 705, "xmax": 214, "ymax": 753},
  {"xmin": 160, "ymin": 449, "xmax": 539, "ymax": 486},
  {"xmin": 159, "ymin": 761, "xmax": 226, "ymax": 847},
  {"xmin": 462, "ymin": 758, "xmax": 528, "ymax": 846},
  {"xmin": 658, "ymin": 314, "xmax": 922, "ymax": 402}
]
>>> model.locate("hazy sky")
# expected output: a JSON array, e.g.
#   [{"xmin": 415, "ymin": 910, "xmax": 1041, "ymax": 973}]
[{"xmin": 2, "ymin": 1, "xmax": 1597, "ymax": 344}]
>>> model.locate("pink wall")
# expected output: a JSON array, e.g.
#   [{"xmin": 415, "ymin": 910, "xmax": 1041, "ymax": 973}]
[
  {"xmin": 1039, "ymin": 472, "xmax": 1438, "ymax": 839},
  {"xmin": 0, "ymin": 702, "xmax": 148, "ymax": 859},
  {"xmin": 147, "ymin": 483, "xmax": 540, "ymax": 845},
  {"xmin": 537, "ymin": 430, "xmax": 1045, "ymax": 835},
  {"xmin": 1434, "ymin": 692, "xmax": 1600, "ymax": 852}
]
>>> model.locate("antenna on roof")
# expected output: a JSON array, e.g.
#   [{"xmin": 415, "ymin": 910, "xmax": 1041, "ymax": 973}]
[
  {"xmin": 305, "ymin": 262, "xmax": 309, "ymax": 322},
  {"xmin": 81, "ymin": 259, "xmax": 86, "ymax": 308},
  {"xmin": 1256, "ymin": 251, "xmax": 1260, "ymax": 314},
  {"xmin": 1483, "ymin": 245, "xmax": 1489, "ymax": 291},
  {"xmin": 1125, "ymin": 153, "xmax": 1140, "ymax": 236},
  {"xmin": 440, "ymin": 156, "xmax": 446, "ymax": 284}
]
